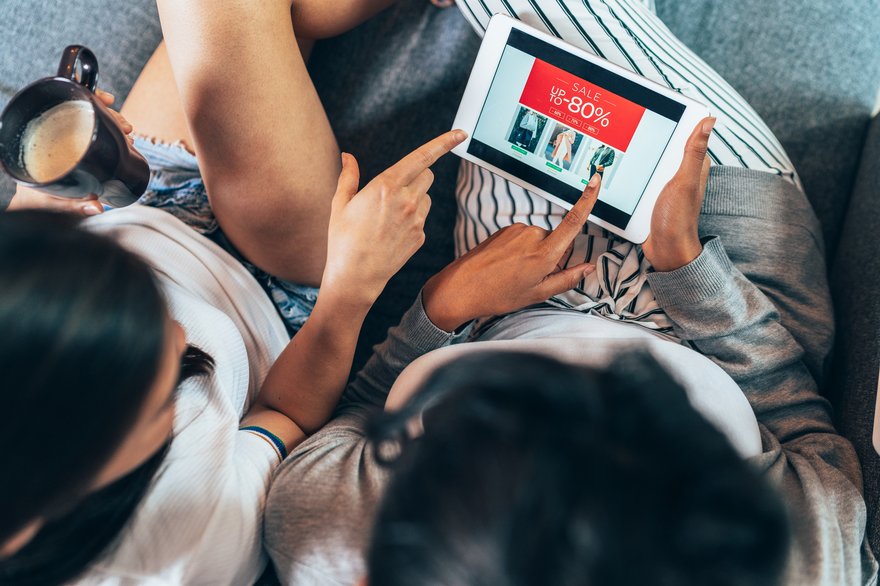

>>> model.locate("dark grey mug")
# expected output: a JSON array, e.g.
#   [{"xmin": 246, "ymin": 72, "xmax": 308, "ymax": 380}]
[{"xmin": 0, "ymin": 45, "xmax": 149, "ymax": 207}]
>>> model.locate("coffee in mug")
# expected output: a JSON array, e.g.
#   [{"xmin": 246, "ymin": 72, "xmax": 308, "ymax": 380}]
[
  {"xmin": 21, "ymin": 100, "xmax": 95, "ymax": 183},
  {"xmin": 0, "ymin": 46, "xmax": 149, "ymax": 207}
]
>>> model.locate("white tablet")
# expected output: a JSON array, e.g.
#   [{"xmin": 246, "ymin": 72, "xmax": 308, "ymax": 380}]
[{"xmin": 451, "ymin": 15, "xmax": 711, "ymax": 243}]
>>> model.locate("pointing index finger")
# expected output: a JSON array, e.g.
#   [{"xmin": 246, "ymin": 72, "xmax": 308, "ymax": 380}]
[
  {"xmin": 544, "ymin": 173, "xmax": 601, "ymax": 255},
  {"xmin": 387, "ymin": 130, "xmax": 468, "ymax": 185}
]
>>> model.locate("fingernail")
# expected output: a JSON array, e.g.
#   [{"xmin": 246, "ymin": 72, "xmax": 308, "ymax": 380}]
[
  {"xmin": 453, "ymin": 130, "xmax": 468, "ymax": 142},
  {"xmin": 340, "ymin": 152, "xmax": 347, "ymax": 163},
  {"xmin": 702, "ymin": 117, "xmax": 716, "ymax": 135},
  {"xmin": 588, "ymin": 173, "xmax": 600, "ymax": 187},
  {"xmin": 82, "ymin": 205, "xmax": 102, "ymax": 216},
  {"xmin": 583, "ymin": 264, "xmax": 596, "ymax": 277}
]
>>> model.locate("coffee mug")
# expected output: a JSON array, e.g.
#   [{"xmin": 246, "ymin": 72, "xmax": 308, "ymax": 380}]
[{"xmin": 0, "ymin": 45, "xmax": 149, "ymax": 207}]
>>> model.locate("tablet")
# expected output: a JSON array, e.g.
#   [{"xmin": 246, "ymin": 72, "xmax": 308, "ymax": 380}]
[{"xmin": 451, "ymin": 15, "xmax": 711, "ymax": 243}]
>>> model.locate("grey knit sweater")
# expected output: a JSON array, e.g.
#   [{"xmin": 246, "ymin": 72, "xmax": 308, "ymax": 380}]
[{"xmin": 264, "ymin": 167, "xmax": 878, "ymax": 585}]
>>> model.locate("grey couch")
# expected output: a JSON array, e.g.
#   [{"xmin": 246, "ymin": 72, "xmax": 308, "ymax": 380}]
[{"xmin": 1, "ymin": 0, "xmax": 878, "ymax": 561}]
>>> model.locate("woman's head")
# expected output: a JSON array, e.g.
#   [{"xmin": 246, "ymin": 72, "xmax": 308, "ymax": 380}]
[
  {"xmin": 367, "ymin": 351, "xmax": 790, "ymax": 586},
  {"xmin": 0, "ymin": 210, "xmax": 193, "ymax": 577}
]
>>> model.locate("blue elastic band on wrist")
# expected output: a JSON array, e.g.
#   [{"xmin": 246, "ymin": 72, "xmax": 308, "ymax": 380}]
[{"xmin": 239, "ymin": 425, "xmax": 288, "ymax": 459}]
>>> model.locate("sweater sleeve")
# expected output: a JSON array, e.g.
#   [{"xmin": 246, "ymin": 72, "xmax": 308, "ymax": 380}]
[
  {"xmin": 339, "ymin": 292, "xmax": 458, "ymax": 410},
  {"xmin": 647, "ymin": 237, "xmax": 876, "ymax": 585}
]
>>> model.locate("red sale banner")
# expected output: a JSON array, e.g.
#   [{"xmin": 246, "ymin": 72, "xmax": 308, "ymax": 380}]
[{"xmin": 519, "ymin": 59, "xmax": 645, "ymax": 152}]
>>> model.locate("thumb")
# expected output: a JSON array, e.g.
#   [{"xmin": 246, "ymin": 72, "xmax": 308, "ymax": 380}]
[
  {"xmin": 66, "ymin": 193, "xmax": 103, "ymax": 216},
  {"xmin": 698, "ymin": 154, "xmax": 711, "ymax": 195},
  {"xmin": 677, "ymin": 117, "xmax": 715, "ymax": 184},
  {"xmin": 95, "ymin": 89, "xmax": 116, "ymax": 106},
  {"xmin": 538, "ymin": 263, "xmax": 595, "ymax": 298},
  {"xmin": 334, "ymin": 152, "xmax": 360, "ymax": 204},
  {"xmin": 78, "ymin": 197, "xmax": 104, "ymax": 216}
]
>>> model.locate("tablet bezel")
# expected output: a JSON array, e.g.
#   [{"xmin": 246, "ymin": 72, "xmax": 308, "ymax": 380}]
[{"xmin": 451, "ymin": 14, "xmax": 711, "ymax": 243}]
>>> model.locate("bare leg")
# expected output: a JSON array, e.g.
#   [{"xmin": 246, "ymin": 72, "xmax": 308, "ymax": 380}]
[
  {"xmin": 139, "ymin": 0, "xmax": 343, "ymax": 287},
  {"xmin": 124, "ymin": 0, "xmax": 394, "ymax": 286},
  {"xmin": 290, "ymin": 0, "xmax": 397, "ymax": 39},
  {"xmin": 122, "ymin": 38, "xmax": 315, "ymax": 153},
  {"xmin": 123, "ymin": 30, "xmax": 334, "ymax": 289},
  {"xmin": 297, "ymin": 38, "xmax": 315, "ymax": 62},
  {"xmin": 9, "ymin": 13, "xmax": 321, "ymax": 223},
  {"xmin": 121, "ymin": 43, "xmax": 195, "ymax": 154}
]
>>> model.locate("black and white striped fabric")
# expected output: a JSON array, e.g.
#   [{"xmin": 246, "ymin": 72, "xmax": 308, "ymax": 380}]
[{"xmin": 453, "ymin": 0, "xmax": 799, "ymax": 335}]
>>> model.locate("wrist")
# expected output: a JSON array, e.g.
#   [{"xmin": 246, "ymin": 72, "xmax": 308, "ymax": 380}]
[
  {"xmin": 315, "ymin": 281, "xmax": 376, "ymax": 315},
  {"xmin": 649, "ymin": 236, "xmax": 703, "ymax": 273},
  {"xmin": 422, "ymin": 275, "xmax": 469, "ymax": 332}
]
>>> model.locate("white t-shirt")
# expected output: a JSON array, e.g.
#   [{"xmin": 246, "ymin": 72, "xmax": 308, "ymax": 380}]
[{"xmin": 79, "ymin": 206, "xmax": 290, "ymax": 585}]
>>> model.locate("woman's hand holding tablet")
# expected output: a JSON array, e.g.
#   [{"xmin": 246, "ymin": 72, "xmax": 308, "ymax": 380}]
[
  {"xmin": 451, "ymin": 15, "xmax": 711, "ymax": 243},
  {"xmin": 642, "ymin": 117, "xmax": 716, "ymax": 272}
]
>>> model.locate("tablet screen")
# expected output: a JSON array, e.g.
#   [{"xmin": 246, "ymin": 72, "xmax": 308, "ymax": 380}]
[{"xmin": 468, "ymin": 29, "xmax": 686, "ymax": 229}]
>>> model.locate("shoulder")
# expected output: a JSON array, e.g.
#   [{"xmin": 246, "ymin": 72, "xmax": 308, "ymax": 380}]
[
  {"xmin": 87, "ymin": 205, "xmax": 288, "ymax": 391},
  {"xmin": 265, "ymin": 411, "xmax": 390, "ymax": 585},
  {"xmin": 89, "ymin": 415, "xmax": 279, "ymax": 583}
]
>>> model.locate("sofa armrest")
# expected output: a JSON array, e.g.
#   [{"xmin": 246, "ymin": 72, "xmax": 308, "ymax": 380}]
[{"xmin": 830, "ymin": 111, "xmax": 880, "ymax": 552}]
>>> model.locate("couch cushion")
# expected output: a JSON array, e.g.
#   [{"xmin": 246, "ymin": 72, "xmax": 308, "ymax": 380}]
[
  {"xmin": 308, "ymin": 2, "xmax": 480, "ymax": 373},
  {"xmin": 0, "ymin": 0, "xmax": 162, "ymax": 205},
  {"xmin": 656, "ymin": 0, "xmax": 880, "ymax": 257}
]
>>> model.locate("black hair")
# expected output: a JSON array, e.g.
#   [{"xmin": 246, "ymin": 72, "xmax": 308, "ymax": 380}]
[
  {"xmin": 0, "ymin": 443, "xmax": 170, "ymax": 585},
  {"xmin": 367, "ymin": 351, "xmax": 790, "ymax": 586},
  {"xmin": 0, "ymin": 211, "xmax": 212, "ymax": 584}
]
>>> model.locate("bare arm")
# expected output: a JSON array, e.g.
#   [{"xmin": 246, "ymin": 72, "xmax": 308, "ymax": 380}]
[
  {"xmin": 242, "ymin": 131, "xmax": 466, "ymax": 447},
  {"xmin": 241, "ymin": 290, "xmax": 371, "ymax": 442}
]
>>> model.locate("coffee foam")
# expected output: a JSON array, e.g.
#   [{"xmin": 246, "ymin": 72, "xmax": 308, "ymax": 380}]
[{"xmin": 21, "ymin": 100, "xmax": 94, "ymax": 183}]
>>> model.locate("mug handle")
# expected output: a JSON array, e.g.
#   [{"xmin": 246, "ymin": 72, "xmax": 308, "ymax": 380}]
[{"xmin": 57, "ymin": 45, "xmax": 99, "ymax": 92}]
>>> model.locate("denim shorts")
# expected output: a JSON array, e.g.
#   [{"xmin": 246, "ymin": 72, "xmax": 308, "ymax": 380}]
[{"xmin": 133, "ymin": 135, "xmax": 319, "ymax": 334}]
